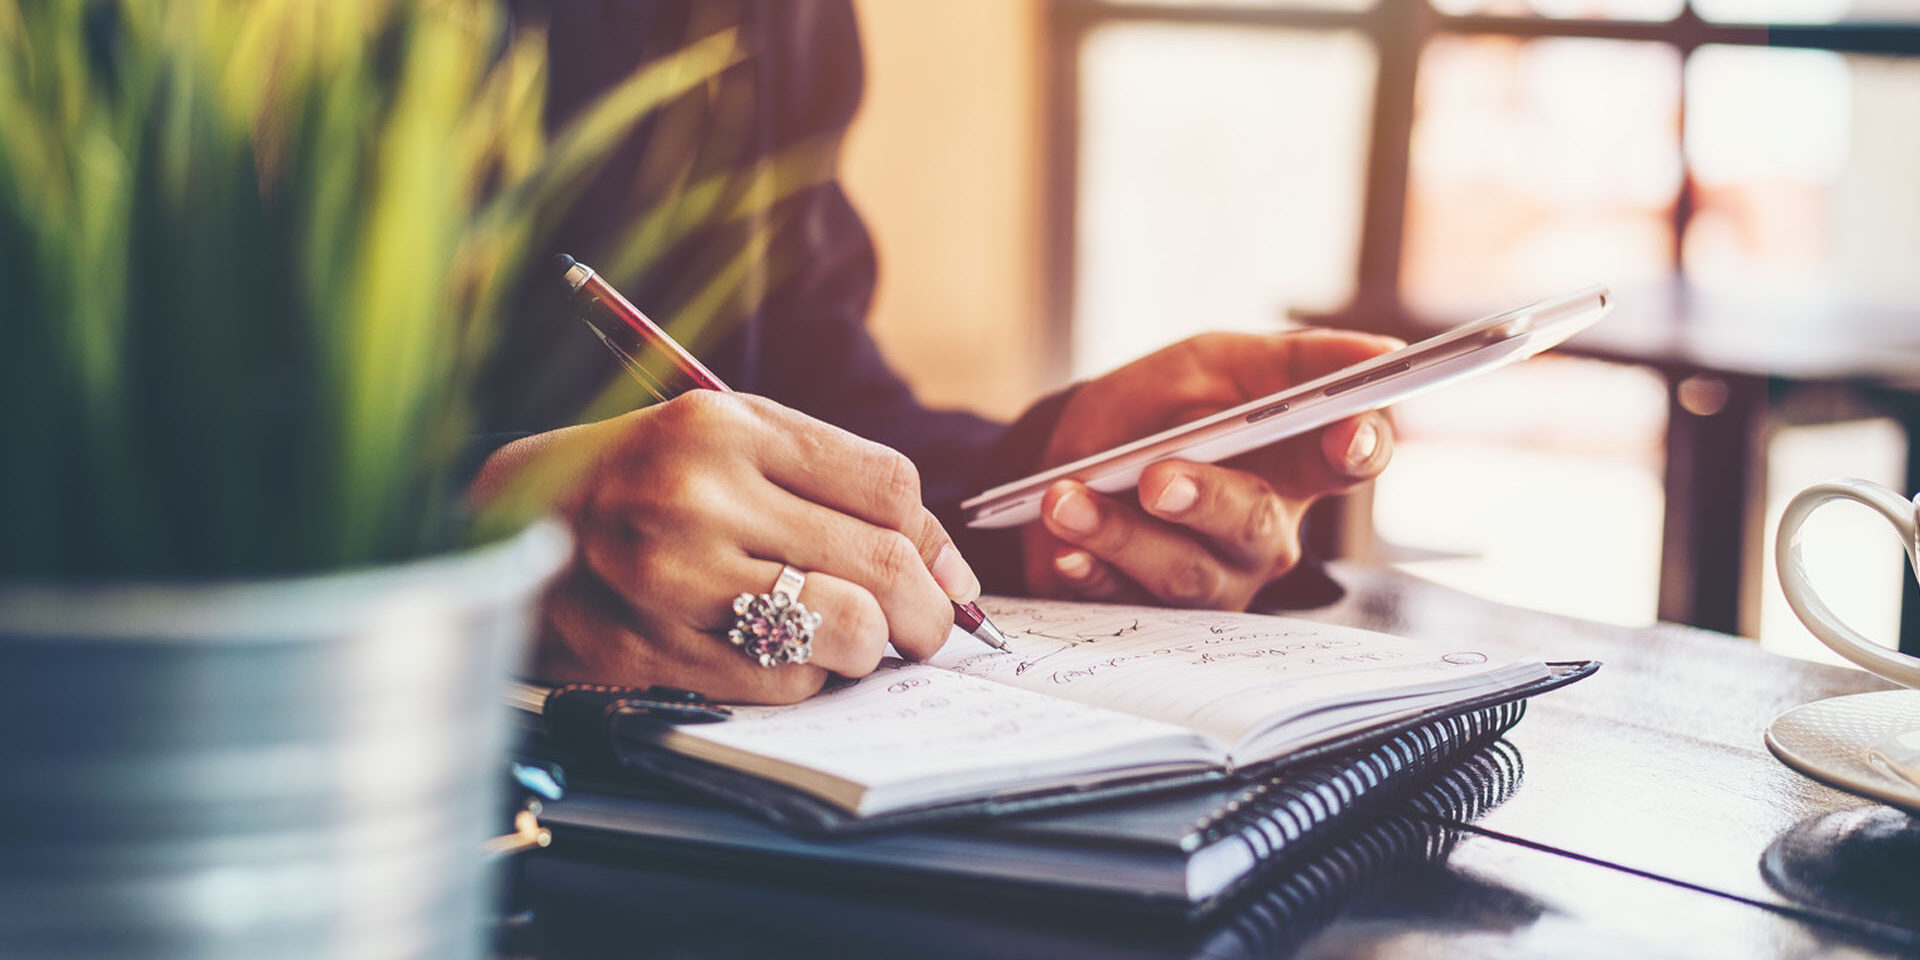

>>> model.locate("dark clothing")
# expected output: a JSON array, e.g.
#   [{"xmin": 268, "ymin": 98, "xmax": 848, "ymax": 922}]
[{"xmin": 484, "ymin": 0, "xmax": 1064, "ymax": 590}]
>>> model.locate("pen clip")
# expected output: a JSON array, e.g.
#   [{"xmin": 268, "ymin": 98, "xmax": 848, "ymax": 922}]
[{"xmin": 577, "ymin": 316, "xmax": 674, "ymax": 404}]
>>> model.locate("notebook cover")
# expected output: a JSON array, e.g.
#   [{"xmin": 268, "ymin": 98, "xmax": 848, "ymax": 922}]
[
  {"xmin": 539, "ymin": 660, "xmax": 1597, "ymax": 837},
  {"xmin": 536, "ymin": 731, "xmax": 1532, "ymax": 922}
]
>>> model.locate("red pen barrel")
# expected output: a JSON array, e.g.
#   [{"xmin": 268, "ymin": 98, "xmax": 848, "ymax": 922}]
[
  {"xmin": 952, "ymin": 601, "xmax": 986, "ymax": 633},
  {"xmin": 577, "ymin": 272, "xmax": 732, "ymax": 396}
]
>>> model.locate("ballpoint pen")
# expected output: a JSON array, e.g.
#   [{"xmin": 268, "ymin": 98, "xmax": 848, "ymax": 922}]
[{"xmin": 554, "ymin": 254, "xmax": 1014, "ymax": 653}]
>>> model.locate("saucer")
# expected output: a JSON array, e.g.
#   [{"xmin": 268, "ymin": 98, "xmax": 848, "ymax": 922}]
[{"xmin": 1766, "ymin": 690, "xmax": 1920, "ymax": 817}]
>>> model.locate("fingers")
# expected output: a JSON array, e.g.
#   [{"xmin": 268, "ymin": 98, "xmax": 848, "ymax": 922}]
[
  {"xmin": 1137, "ymin": 460, "xmax": 1302, "ymax": 571},
  {"xmin": 534, "ymin": 568, "xmax": 831, "ymax": 705},
  {"xmin": 743, "ymin": 491, "xmax": 959, "ymax": 660},
  {"xmin": 1018, "ymin": 327, "xmax": 1403, "ymax": 607},
  {"xmin": 1318, "ymin": 412, "xmax": 1393, "ymax": 484},
  {"xmin": 737, "ymin": 395, "xmax": 920, "ymax": 523},
  {"xmin": 1041, "ymin": 481, "xmax": 1260, "ymax": 608},
  {"xmin": 543, "ymin": 391, "xmax": 989, "ymax": 705},
  {"xmin": 1038, "ymin": 413, "xmax": 1391, "ymax": 607},
  {"xmin": 736, "ymin": 560, "xmax": 892, "ymax": 677},
  {"xmin": 647, "ymin": 392, "xmax": 982, "ymax": 603},
  {"xmin": 743, "ymin": 394, "xmax": 981, "ymax": 605},
  {"xmin": 1249, "ymin": 410, "xmax": 1395, "ymax": 501},
  {"xmin": 1194, "ymin": 329, "xmax": 1405, "ymax": 401},
  {"xmin": 1283, "ymin": 330, "xmax": 1406, "ymax": 381},
  {"xmin": 578, "ymin": 532, "xmax": 891, "ymax": 680},
  {"xmin": 1049, "ymin": 546, "xmax": 1141, "ymax": 602}
]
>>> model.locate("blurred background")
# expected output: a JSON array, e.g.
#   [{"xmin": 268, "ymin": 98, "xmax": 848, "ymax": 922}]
[{"xmin": 838, "ymin": 0, "xmax": 1920, "ymax": 664}]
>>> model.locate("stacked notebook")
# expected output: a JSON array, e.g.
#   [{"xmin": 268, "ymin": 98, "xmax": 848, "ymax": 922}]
[
  {"xmin": 522, "ymin": 743, "xmax": 1529, "ymax": 958},
  {"xmin": 525, "ymin": 598, "xmax": 1594, "ymax": 914}
]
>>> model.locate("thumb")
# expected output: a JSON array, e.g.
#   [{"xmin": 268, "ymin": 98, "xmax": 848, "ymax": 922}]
[
  {"xmin": 1259, "ymin": 410, "xmax": 1396, "ymax": 501},
  {"xmin": 910, "ymin": 507, "xmax": 982, "ymax": 604}
]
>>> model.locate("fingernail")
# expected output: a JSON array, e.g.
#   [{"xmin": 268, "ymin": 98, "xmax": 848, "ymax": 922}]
[
  {"xmin": 1345, "ymin": 421, "xmax": 1380, "ymax": 469},
  {"xmin": 1055, "ymin": 549, "xmax": 1093, "ymax": 580},
  {"xmin": 1051, "ymin": 489, "xmax": 1100, "ymax": 536},
  {"xmin": 930, "ymin": 544, "xmax": 981, "ymax": 603},
  {"xmin": 1153, "ymin": 475, "xmax": 1198, "ymax": 515}
]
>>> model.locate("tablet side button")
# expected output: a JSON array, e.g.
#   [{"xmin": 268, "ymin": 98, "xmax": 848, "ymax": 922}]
[
  {"xmin": 1323, "ymin": 360, "xmax": 1412, "ymax": 397},
  {"xmin": 1246, "ymin": 401, "xmax": 1291, "ymax": 424}
]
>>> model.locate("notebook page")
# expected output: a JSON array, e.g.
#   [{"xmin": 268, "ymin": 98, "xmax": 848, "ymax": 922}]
[
  {"xmin": 929, "ymin": 598, "xmax": 1539, "ymax": 750},
  {"xmin": 649, "ymin": 656, "xmax": 1217, "ymax": 813}
]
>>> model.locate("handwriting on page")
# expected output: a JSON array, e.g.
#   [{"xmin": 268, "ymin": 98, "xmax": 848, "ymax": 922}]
[
  {"xmin": 930, "ymin": 599, "xmax": 1515, "ymax": 746},
  {"xmin": 675, "ymin": 658, "xmax": 1194, "ymax": 788}
]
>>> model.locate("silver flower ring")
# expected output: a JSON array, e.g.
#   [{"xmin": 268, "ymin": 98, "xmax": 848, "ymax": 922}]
[{"xmin": 728, "ymin": 565, "xmax": 821, "ymax": 667}]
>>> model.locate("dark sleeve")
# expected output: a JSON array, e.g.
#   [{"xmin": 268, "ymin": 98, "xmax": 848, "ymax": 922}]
[
  {"xmin": 733, "ymin": 2, "xmax": 1078, "ymax": 590},
  {"xmin": 755, "ymin": 189, "xmax": 1073, "ymax": 584},
  {"xmin": 487, "ymin": 0, "xmax": 1062, "ymax": 591},
  {"xmin": 750, "ymin": 176, "xmax": 1070, "ymax": 588}
]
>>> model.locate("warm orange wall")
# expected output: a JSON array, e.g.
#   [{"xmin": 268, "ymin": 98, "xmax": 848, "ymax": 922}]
[{"xmin": 841, "ymin": 0, "xmax": 1046, "ymax": 421}]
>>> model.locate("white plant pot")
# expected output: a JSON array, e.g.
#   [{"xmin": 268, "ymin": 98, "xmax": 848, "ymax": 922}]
[{"xmin": 0, "ymin": 520, "xmax": 571, "ymax": 960}]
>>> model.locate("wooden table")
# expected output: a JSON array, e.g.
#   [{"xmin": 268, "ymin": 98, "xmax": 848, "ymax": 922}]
[{"xmin": 505, "ymin": 564, "xmax": 1920, "ymax": 959}]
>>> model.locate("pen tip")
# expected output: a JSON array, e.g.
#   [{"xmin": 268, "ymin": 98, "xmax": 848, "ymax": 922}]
[
  {"xmin": 975, "ymin": 618, "xmax": 1014, "ymax": 653},
  {"xmin": 553, "ymin": 253, "xmax": 576, "ymax": 272}
]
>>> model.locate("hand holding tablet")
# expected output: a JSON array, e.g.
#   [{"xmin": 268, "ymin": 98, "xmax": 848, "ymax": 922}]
[{"xmin": 963, "ymin": 285, "xmax": 1612, "ymax": 530}]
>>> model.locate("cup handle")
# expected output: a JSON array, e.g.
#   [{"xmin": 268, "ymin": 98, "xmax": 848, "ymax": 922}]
[{"xmin": 1775, "ymin": 478, "xmax": 1920, "ymax": 690}]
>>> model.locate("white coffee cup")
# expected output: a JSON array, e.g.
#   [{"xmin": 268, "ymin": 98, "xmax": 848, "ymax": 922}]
[{"xmin": 1775, "ymin": 477, "xmax": 1920, "ymax": 690}]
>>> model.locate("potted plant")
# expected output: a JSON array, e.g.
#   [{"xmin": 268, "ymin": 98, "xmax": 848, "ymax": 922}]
[{"xmin": 0, "ymin": 2, "xmax": 736, "ymax": 955}]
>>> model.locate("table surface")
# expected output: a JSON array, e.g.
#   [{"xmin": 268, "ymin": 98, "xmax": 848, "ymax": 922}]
[
  {"xmin": 506, "ymin": 563, "xmax": 1920, "ymax": 960},
  {"xmin": 1561, "ymin": 283, "xmax": 1920, "ymax": 387}
]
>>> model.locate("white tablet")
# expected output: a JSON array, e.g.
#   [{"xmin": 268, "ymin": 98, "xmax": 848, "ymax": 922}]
[{"xmin": 962, "ymin": 285, "xmax": 1612, "ymax": 529}]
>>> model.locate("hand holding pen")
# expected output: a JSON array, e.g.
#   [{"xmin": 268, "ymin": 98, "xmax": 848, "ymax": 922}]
[{"xmin": 468, "ymin": 257, "xmax": 1008, "ymax": 705}]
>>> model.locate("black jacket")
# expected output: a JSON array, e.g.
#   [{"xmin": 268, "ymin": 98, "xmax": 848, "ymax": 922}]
[{"xmin": 483, "ymin": 0, "xmax": 1064, "ymax": 590}]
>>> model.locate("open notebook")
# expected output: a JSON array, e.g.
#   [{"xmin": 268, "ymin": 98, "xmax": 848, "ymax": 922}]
[{"xmin": 626, "ymin": 598, "xmax": 1551, "ymax": 818}]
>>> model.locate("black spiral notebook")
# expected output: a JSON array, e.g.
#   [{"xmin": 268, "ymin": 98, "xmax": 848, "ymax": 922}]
[
  {"xmin": 536, "ymin": 698, "xmax": 1557, "ymax": 916},
  {"xmin": 525, "ymin": 598, "xmax": 1595, "ymax": 912},
  {"xmin": 526, "ymin": 742, "xmax": 1532, "ymax": 957}
]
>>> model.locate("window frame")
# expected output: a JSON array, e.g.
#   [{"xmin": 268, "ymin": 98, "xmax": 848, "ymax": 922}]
[{"xmin": 1040, "ymin": 0, "xmax": 1920, "ymax": 375}]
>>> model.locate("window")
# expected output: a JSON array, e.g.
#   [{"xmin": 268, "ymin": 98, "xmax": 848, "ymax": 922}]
[
  {"xmin": 1073, "ymin": 23, "xmax": 1376, "ymax": 377},
  {"xmin": 1050, "ymin": 0, "xmax": 1920, "ymax": 646}
]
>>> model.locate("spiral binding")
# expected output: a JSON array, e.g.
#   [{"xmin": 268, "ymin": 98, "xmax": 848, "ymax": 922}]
[
  {"xmin": 1206, "ymin": 739, "xmax": 1527, "ymax": 948},
  {"xmin": 1195, "ymin": 699, "xmax": 1529, "ymax": 865}
]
